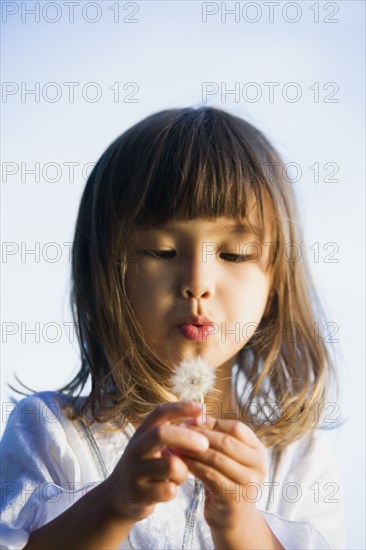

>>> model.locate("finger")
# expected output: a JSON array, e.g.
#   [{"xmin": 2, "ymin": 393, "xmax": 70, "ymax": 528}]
[
  {"xmin": 181, "ymin": 443, "xmax": 257, "ymax": 486},
  {"xmin": 180, "ymin": 427, "xmax": 268, "ymax": 484},
  {"xmin": 192, "ymin": 416, "xmax": 262, "ymax": 449},
  {"xmin": 183, "ymin": 458, "xmax": 260, "ymax": 506},
  {"xmin": 183, "ymin": 456, "xmax": 233, "ymax": 488},
  {"xmin": 146, "ymin": 480, "xmax": 179, "ymax": 503},
  {"xmin": 184, "ymin": 427, "xmax": 263, "ymax": 469},
  {"xmin": 134, "ymin": 456, "xmax": 188, "ymax": 484},
  {"xmin": 135, "ymin": 423, "xmax": 209, "ymax": 458},
  {"xmin": 133, "ymin": 479, "xmax": 179, "ymax": 505},
  {"xmin": 136, "ymin": 401, "xmax": 205, "ymax": 434}
]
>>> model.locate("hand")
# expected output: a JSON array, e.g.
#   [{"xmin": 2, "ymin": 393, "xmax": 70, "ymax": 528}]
[
  {"xmin": 103, "ymin": 402, "xmax": 210, "ymax": 524},
  {"xmin": 175, "ymin": 415, "xmax": 268, "ymax": 532}
]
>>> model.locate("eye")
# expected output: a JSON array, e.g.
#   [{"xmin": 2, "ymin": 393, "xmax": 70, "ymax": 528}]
[
  {"xmin": 220, "ymin": 253, "xmax": 251, "ymax": 263},
  {"xmin": 143, "ymin": 250, "xmax": 176, "ymax": 259}
]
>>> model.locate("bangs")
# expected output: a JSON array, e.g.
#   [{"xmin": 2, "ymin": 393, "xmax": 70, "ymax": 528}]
[{"xmin": 111, "ymin": 107, "xmax": 280, "ymax": 244}]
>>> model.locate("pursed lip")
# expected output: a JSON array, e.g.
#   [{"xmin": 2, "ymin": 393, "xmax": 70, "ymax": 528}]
[
  {"xmin": 180, "ymin": 315, "xmax": 214, "ymax": 327},
  {"xmin": 177, "ymin": 315, "xmax": 216, "ymax": 342}
]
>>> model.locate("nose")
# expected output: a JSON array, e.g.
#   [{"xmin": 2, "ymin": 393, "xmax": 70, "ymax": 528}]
[{"xmin": 179, "ymin": 252, "xmax": 215, "ymax": 300}]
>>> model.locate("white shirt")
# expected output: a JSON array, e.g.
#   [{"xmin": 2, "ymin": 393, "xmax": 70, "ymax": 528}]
[{"xmin": 0, "ymin": 391, "xmax": 346, "ymax": 549}]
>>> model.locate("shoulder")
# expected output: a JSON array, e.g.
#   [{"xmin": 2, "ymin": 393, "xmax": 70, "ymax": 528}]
[
  {"xmin": 0, "ymin": 392, "xmax": 91, "ymax": 483},
  {"xmin": 273, "ymin": 425, "xmax": 342, "ymax": 482},
  {"xmin": 293, "ymin": 425, "xmax": 340, "ymax": 456},
  {"xmin": 1, "ymin": 391, "xmax": 80, "ymax": 440}
]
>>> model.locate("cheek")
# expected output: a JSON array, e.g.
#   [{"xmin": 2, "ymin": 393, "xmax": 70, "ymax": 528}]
[
  {"xmin": 125, "ymin": 263, "xmax": 170, "ymax": 313},
  {"xmin": 124, "ymin": 264, "xmax": 138, "ymax": 303},
  {"xmin": 224, "ymin": 269, "xmax": 271, "ymax": 316}
]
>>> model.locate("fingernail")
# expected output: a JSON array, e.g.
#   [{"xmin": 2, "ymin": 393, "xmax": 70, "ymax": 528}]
[
  {"xmin": 196, "ymin": 435, "xmax": 209, "ymax": 450},
  {"xmin": 192, "ymin": 402, "xmax": 204, "ymax": 411}
]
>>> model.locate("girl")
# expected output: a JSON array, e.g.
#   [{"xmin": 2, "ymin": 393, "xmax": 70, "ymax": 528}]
[{"xmin": 0, "ymin": 106, "xmax": 345, "ymax": 549}]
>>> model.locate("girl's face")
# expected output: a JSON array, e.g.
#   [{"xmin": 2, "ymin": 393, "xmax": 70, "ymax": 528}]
[{"xmin": 125, "ymin": 216, "xmax": 273, "ymax": 376}]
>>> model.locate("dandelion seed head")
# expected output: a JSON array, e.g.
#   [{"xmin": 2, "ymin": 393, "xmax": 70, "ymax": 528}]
[{"xmin": 171, "ymin": 356, "xmax": 216, "ymax": 401}]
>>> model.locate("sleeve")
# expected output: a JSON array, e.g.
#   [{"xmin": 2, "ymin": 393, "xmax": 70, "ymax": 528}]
[
  {"xmin": 259, "ymin": 427, "xmax": 346, "ymax": 550},
  {"xmin": 0, "ymin": 392, "xmax": 98, "ymax": 550}
]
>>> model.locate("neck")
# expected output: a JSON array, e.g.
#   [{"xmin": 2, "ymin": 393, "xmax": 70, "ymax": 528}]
[{"xmin": 204, "ymin": 356, "xmax": 236, "ymax": 421}]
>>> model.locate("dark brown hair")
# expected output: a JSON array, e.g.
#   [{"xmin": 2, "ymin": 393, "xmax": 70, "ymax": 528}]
[{"xmin": 63, "ymin": 106, "xmax": 339, "ymax": 453}]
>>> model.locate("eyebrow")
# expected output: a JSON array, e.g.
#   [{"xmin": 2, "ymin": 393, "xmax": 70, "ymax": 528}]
[
  {"xmin": 137, "ymin": 223, "xmax": 260, "ymax": 237},
  {"xmin": 224, "ymin": 224, "xmax": 256, "ymax": 235}
]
